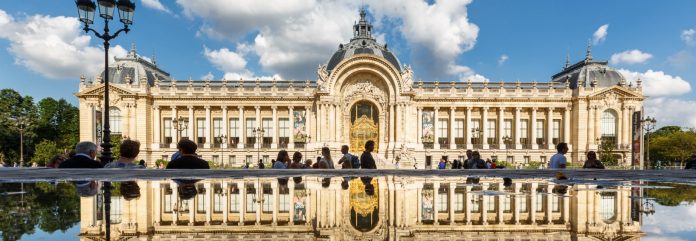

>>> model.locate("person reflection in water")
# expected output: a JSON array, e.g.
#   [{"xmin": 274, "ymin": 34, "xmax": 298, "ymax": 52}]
[
  {"xmin": 120, "ymin": 181, "xmax": 141, "ymax": 201},
  {"xmin": 167, "ymin": 139, "xmax": 209, "ymax": 169}
]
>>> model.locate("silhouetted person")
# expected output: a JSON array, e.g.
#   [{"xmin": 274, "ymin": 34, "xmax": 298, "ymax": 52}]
[
  {"xmin": 273, "ymin": 150, "xmax": 289, "ymax": 169},
  {"xmin": 685, "ymin": 155, "xmax": 696, "ymax": 170},
  {"xmin": 466, "ymin": 151, "xmax": 486, "ymax": 169},
  {"xmin": 318, "ymin": 147, "xmax": 335, "ymax": 169},
  {"xmin": 463, "ymin": 150, "xmax": 473, "ymax": 169},
  {"xmin": 451, "ymin": 159, "xmax": 461, "ymax": 169},
  {"xmin": 46, "ymin": 154, "xmax": 66, "ymax": 168},
  {"xmin": 361, "ymin": 140, "xmax": 377, "ymax": 169},
  {"xmin": 166, "ymin": 139, "xmax": 209, "ymax": 169},
  {"xmin": 59, "ymin": 141, "xmax": 103, "ymax": 168},
  {"xmin": 289, "ymin": 152, "xmax": 304, "ymax": 169},
  {"xmin": 582, "ymin": 151, "xmax": 605, "ymax": 169},
  {"xmin": 258, "ymin": 159, "xmax": 265, "ymax": 169},
  {"xmin": 139, "ymin": 159, "xmax": 146, "ymax": 168},
  {"xmin": 549, "ymin": 142, "xmax": 569, "ymax": 169}
]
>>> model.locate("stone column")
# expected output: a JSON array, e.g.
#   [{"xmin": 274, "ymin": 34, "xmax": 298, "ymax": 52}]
[
  {"xmin": 288, "ymin": 181, "xmax": 295, "ymax": 225},
  {"xmin": 417, "ymin": 107, "xmax": 422, "ymax": 144},
  {"xmin": 547, "ymin": 107, "xmax": 554, "ymax": 149},
  {"xmin": 433, "ymin": 107, "xmax": 440, "ymax": 149},
  {"xmin": 562, "ymin": 189, "xmax": 570, "ymax": 224},
  {"xmin": 255, "ymin": 106, "xmax": 261, "ymax": 149},
  {"xmin": 529, "ymin": 182, "xmax": 538, "ymax": 224},
  {"xmin": 272, "ymin": 181, "xmax": 278, "ymax": 225},
  {"xmin": 449, "ymin": 107, "xmax": 456, "ymax": 149},
  {"xmin": 395, "ymin": 103, "xmax": 401, "ymax": 143},
  {"xmin": 619, "ymin": 106, "xmax": 626, "ymax": 148},
  {"xmin": 188, "ymin": 191, "xmax": 195, "ymax": 225},
  {"xmin": 288, "ymin": 106, "xmax": 295, "ymax": 149},
  {"xmin": 563, "ymin": 107, "xmax": 570, "ymax": 144},
  {"xmin": 317, "ymin": 104, "xmax": 322, "ymax": 142},
  {"xmin": 238, "ymin": 106, "xmax": 245, "ymax": 148},
  {"xmin": 222, "ymin": 182, "xmax": 229, "ymax": 225},
  {"xmin": 316, "ymin": 187, "xmax": 322, "ymax": 227},
  {"xmin": 595, "ymin": 106, "xmax": 602, "ymax": 146},
  {"xmin": 531, "ymin": 107, "xmax": 538, "ymax": 149},
  {"xmin": 205, "ymin": 105, "xmax": 211, "ymax": 148},
  {"xmin": 390, "ymin": 104, "xmax": 396, "ymax": 144},
  {"xmin": 481, "ymin": 183, "xmax": 489, "ymax": 225},
  {"xmin": 305, "ymin": 105, "xmax": 312, "ymax": 145},
  {"xmin": 255, "ymin": 181, "xmax": 261, "ymax": 225},
  {"xmin": 448, "ymin": 183, "xmax": 455, "ymax": 225},
  {"xmin": 545, "ymin": 184, "xmax": 553, "ymax": 224},
  {"xmin": 336, "ymin": 104, "xmax": 342, "ymax": 142},
  {"xmin": 154, "ymin": 106, "xmax": 161, "ymax": 148},
  {"xmin": 497, "ymin": 182, "xmax": 504, "ymax": 224},
  {"xmin": 329, "ymin": 104, "xmax": 335, "ymax": 142},
  {"xmin": 171, "ymin": 182, "xmax": 179, "ymax": 224},
  {"xmin": 587, "ymin": 105, "xmax": 595, "ymax": 149},
  {"xmin": 466, "ymin": 107, "xmax": 473, "ymax": 149},
  {"xmin": 188, "ymin": 106, "xmax": 194, "ymax": 139},
  {"xmin": 465, "ymin": 186, "xmax": 472, "ymax": 225},
  {"xmin": 239, "ymin": 181, "xmax": 246, "ymax": 225},
  {"xmin": 171, "ymin": 106, "xmax": 178, "ymax": 148},
  {"xmin": 222, "ymin": 106, "xmax": 228, "ymax": 148},
  {"xmin": 205, "ymin": 182, "xmax": 212, "ymax": 224},
  {"xmin": 433, "ymin": 182, "xmax": 440, "ymax": 225},
  {"xmin": 514, "ymin": 107, "xmax": 521, "ymax": 149},
  {"xmin": 416, "ymin": 185, "xmax": 422, "ymax": 224},
  {"xmin": 482, "ymin": 106, "xmax": 489, "ymax": 149},
  {"xmin": 513, "ymin": 183, "xmax": 521, "ymax": 225},
  {"xmin": 498, "ymin": 107, "xmax": 505, "ymax": 149},
  {"xmin": 153, "ymin": 181, "xmax": 161, "ymax": 225},
  {"xmin": 272, "ymin": 106, "xmax": 278, "ymax": 148}
]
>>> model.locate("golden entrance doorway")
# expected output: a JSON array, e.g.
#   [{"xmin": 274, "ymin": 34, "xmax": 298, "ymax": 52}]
[{"xmin": 349, "ymin": 101, "xmax": 379, "ymax": 153}]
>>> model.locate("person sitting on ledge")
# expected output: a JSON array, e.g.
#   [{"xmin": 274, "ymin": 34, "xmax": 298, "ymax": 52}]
[
  {"xmin": 104, "ymin": 139, "xmax": 144, "ymax": 169},
  {"xmin": 582, "ymin": 151, "xmax": 605, "ymax": 169},
  {"xmin": 59, "ymin": 141, "xmax": 103, "ymax": 168},
  {"xmin": 166, "ymin": 139, "xmax": 209, "ymax": 169}
]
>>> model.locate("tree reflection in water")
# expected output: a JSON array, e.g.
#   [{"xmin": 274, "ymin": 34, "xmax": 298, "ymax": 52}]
[{"xmin": 0, "ymin": 182, "xmax": 79, "ymax": 241}]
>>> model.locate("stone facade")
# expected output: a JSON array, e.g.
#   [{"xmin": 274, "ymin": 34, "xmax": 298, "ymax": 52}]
[
  {"xmin": 75, "ymin": 11, "xmax": 644, "ymax": 168},
  {"xmin": 78, "ymin": 177, "xmax": 644, "ymax": 240}
]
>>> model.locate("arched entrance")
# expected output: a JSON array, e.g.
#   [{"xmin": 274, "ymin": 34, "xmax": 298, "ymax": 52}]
[
  {"xmin": 349, "ymin": 101, "xmax": 379, "ymax": 153},
  {"xmin": 349, "ymin": 177, "xmax": 379, "ymax": 232}
]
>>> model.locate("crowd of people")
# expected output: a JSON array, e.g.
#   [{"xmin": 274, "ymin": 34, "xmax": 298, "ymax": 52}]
[{"xmin": 9, "ymin": 138, "xmax": 695, "ymax": 170}]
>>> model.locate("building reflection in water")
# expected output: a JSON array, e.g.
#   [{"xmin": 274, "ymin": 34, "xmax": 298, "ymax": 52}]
[{"xmin": 79, "ymin": 176, "xmax": 644, "ymax": 240}]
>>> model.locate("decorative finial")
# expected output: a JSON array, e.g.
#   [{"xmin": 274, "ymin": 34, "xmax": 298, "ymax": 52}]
[
  {"xmin": 585, "ymin": 40, "xmax": 592, "ymax": 62},
  {"xmin": 564, "ymin": 53, "xmax": 570, "ymax": 69},
  {"xmin": 129, "ymin": 42, "xmax": 137, "ymax": 57}
]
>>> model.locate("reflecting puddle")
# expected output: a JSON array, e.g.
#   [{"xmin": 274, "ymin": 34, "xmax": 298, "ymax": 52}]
[{"xmin": 1, "ymin": 176, "xmax": 695, "ymax": 240}]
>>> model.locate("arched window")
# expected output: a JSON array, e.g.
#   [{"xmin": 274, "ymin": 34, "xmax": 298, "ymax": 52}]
[
  {"xmin": 109, "ymin": 108, "xmax": 122, "ymax": 134},
  {"xmin": 600, "ymin": 110, "xmax": 617, "ymax": 143}
]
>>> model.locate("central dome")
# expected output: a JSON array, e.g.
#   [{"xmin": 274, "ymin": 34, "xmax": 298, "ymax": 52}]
[{"xmin": 326, "ymin": 9, "xmax": 401, "ymax": 73}]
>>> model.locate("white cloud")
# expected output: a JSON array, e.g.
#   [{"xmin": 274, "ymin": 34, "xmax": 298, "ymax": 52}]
[
  {"xmin": 142, "ymin": 0, "xmax": 172, "ymax": 14},
  {"xmin": 645, "ymin": 97, "xmax": 696, "ymax": 129},
  {"xmin": 0, "ymin": 9, "xmax": 127, "ymax": 80},
  {"xmin": 681, "ymin": 29, "xmax": 695, "ymax": 46},
  {"xmin": 610, "ymin": 49, "xmax": 653, "ymax": 65},
  {"xmin": 498, "ymin": 54, "xmax": 508, "ymax": 65},
  {"xmin": 177, "ymin": 0, "xmax": 482, "ymax": 81},
  {"xmin": 203, "ymin": 46, "xmax": 247, "ymax": 73},
  {"xmin": 667, "ymin": 50, "xmax": 694, "ymax": 69},
  {"xmin": 201, "ymin": 72, "xmax": 214, "ymax": 80},
  {"xmin": 592, "ymin": 24, "xmax": 609, "ymax": 45},
  {"xmin": 447, "ymin": 64, "xmax": 488, "ymax": 82},
  {"xmin": 617, "ymin": 69, "xmax": 691, "ymax": 97}
]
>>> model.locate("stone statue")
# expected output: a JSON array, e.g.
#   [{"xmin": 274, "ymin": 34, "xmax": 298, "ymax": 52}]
[
  {"xmin": 317, "ymin": 64, "xmax": 329, "ymax": 91},
  {"xmin": 401, "ymin": 65, "xmax": 414, "ymax": 91}
]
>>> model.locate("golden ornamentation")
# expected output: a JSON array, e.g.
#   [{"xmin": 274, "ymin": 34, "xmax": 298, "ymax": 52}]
[
  {"xmin": 349, "ymin": 178, "xmax": 379, "ymax": 217},
  {"xmin": 350, "ymin": 115, "xmax": 379, "ymax": 153}
]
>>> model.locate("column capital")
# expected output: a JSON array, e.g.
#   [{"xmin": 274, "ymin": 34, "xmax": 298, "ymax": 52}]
[
  {"xmin": 221, "ymin": 105, "xmax": 228, "ymax": 110},
  {"xmin": 547, "ymin": 107, "xmax": 554, "ymax": 112},
  {"xmin": 288, "ymin": 106, "xmax": 294, "ymax": 111},
  {"xmin": 154, "ymin": 105, "xmax": 160, "ymax": 110},
  {"xmin": 482, "ymin": 106, "xmax": 489, "ymax": 110},
  {"xmin": 515, "ymin": 107, "xmax": 522, "ymax": 111},
  {"xmin": 187, "ymin": 105, "xmax": 194, "ymax": 110},
  {"xmin": 204, "ymin": 105, "xmax": 211, "ymax": 110},
  {"xmin": 466, "ymin": 106, "xmax": 473, "ymax": 110},
  {"xmin": 254, "ymin": 105, "xmax": 261, "ymax": 110},
  {"xmin": 271, "ymin": 106, "xmax": 278, "ymax": 110},
  {"xmin": 434, "ymin": 106, "xmax": 440, "ymax": 110},
  {"xmin": 238, "ymin": 105, "xmax": 244, "ymax": 110},
  {"xmin": 531, "ymin": 107, "xmax": 538, "ymax": 111},
  {"xmin": 417, "ymin": 106, "xmax": 423, "ymax": 111},
  {"xmin": 450, "ymin": 107, "xmax": 456, "ymax": 112}
]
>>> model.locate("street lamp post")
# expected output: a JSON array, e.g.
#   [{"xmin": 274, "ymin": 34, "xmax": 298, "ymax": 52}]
[
  {"xmin": 503, "ymin": 135, "xmax": 512, "ymax": 149},
  {"xmin": 218, "ymin": 134, "xmax": 226, "ymax": 167},
  {"xmin": 76, "ymin": 0, "xmax": 136, "ymax": 165},
  {"xmin": 253, "ymin": 127, "xmax": 265, "ymax": 167},
  {"xmin": 9, "ymin": 116, "xmax": 29, "ymax": 167},
  {"xmin": 640, "ymin": 116, "xmax": 657, "ymax": 169},
  {"xmin": 172, "ymin": 117, "xmax": 188, "ymax": 142}
]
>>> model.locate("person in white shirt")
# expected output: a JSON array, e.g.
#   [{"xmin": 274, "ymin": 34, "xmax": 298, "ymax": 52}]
[{"xmin": 549, "ymin": 142, "xmax": 569, "ymax": 169}]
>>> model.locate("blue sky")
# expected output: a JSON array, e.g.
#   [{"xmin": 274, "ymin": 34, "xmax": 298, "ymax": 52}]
[{"xmin": 0, "ymin": 0, "xmax": 695, "ymax": 128}]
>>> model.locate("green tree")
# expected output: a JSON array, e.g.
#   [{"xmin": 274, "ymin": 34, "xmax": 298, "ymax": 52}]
[
  {"xmin": 35, "ymin": 98, "xmax": 79, "ymax": 150},
  {"xmin": 598, "ymin": 138, "xmax": 618, "ymax": 166},
  {"xmin": 650, "ymin": 130, "xmax": 696, "ymax": 166},
  {"xmin": 31, "ymin": 140, "xmax": 62, "ymax": 166},
  {"xmin": 0, "ymin": 89, "xmax": 37, "ymax": 165},
  {"xmin": 110, "ymin": 134, "xmax": 123, "ymax": 159}
]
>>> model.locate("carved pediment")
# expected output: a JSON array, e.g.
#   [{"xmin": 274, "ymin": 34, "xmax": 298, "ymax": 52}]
[
  {"xmin": 77, "ymin": 84, "xmax": 135, "ymax": 97},
  {"xmin": 589, "ymin": 86, "xmax": 644, "ymax": 99}
]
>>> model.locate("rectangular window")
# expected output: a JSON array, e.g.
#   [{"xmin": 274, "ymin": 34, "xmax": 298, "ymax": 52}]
[
  {"xmin": 279, "ymin": 118, "xmax": 290, "ymax": 137},
  {"xmin": 214, "ymin": 192, "xmax": 223, "ymax": 213},
  {"xmin": 245, "ymin": 155, "xmax": 253, "ymax": 165},
  {"xmin": 504, "ymin": 196, "xmax": 512, "ymax": 213},
  {"xmin": 164, "ymin": 192, "xmax": 172, "ymax": 213},
  {"xmin": 180, "ymin": 199, "xmax": 189, "ymax": 212},
  {"xmin": 454, "ymin": 119, "xmax": 465, "ymax": 138},
  {"xmin": 230, "ymin": 184, "xmax": 240, "ymax": 212},
  {"xmin": 213, "ymin": 118, "xmax": 223, "ymax": 143},
  {"xmin": 519, "ymin": 196, "xmax": 528, "ymax": 212},
  {"xmin": 455, "ymin": 192, "xmax": 464, "ymax": 212},
  {"xmin": 472, "ymin": 196, "xmax": 480, "ymax": 212},
  {"xmin": 180, "ymin": 119, "xmax": 189, "ymax": 139},
  {"xmin": 487, "ymin": 119, "xmax": 497, "ymax": 143},
  {"xmin": 229, "ymin": 118, "xmax": 240, "ymax": 137},
  {"xmin": 524, "ymin": 156, "xmax": 530, "ymax": 164},
  {"xmin": 504, "ymin": 119, "xmax": 512, "ymax": 139},
  {"xmin": 212, "ymin": 155, "xmax": 219, "ymax": 163},
  {"xmin": 552, "ymin": 196, "xmax": 560, "ymax": 212},
  {"xmin": 437, "ymin": 118, "xmax": 448, "ymax": 145},
  {"xmin": 246, "ymin": 193, "xmax": 256, "ymax": 212},
  {"xmin": 110, "ymin": 196, "xmax": 123, "ymax": 224},
  {"xmin": 437, "ymin": 191, "xmax": 448, "ymax": 212},
  {"xmin": 552, "ymin": 119, "xmax": 561, "ymax": 144},
  {"xmin": 163, "ymin": 118, "xmax": 172, "ymax": 141},
  {"xmin": 263, "ymin": 194, "xmax": 273, "ymax": 212},
  {"xmin": 520, "ymin": 119, "xmax": 529, "ymax": 138},
  {"xmin": 487, "ymin": 196, "xmax": 496, "ymax": 213},
  {"xmin": 262, "ymin": 118, "xmax": 273, "ymax": 137},
  {"xmin": 197, "ymin": 191, "xmax": 205, "ymax": 213},
  {"xmin": 228, "ymin": 155, "xmax": 236, "ymax": 166},
  {"xmin": 471, "ymin": 119, "xmax": 481, "ymax": 144},
  {"xmin": 280, "ymin": 193, "xmax": 290, "ymax": 212},
  {"xmin": 536, "ymin": 119, "xmax": 545, "ymax": 145},
  {"xmin": 536, "ymin": 192, "xmax": 544, "ymax": 212},
  {"xmin": 246, "ymin": 119, "xmax": 256, "ymax": 143},
  {"xmin": 196, "ymin": 118, "xmax": 206, "ymax": 144}
]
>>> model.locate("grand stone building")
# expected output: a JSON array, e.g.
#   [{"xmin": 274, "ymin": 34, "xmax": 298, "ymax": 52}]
[
  {"xmin": 76, "ymin": 10, "xmax": 645, "ymax": 168},
  {"xmin": 78, "ymin": 176, "xmax": 645, "ymax": 240}
]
